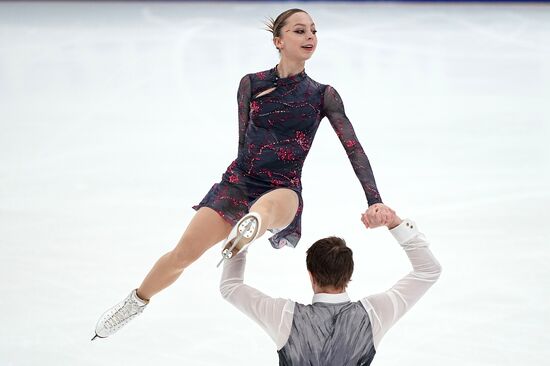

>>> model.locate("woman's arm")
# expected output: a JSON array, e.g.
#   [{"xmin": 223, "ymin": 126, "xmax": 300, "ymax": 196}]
[
  {"xmin": 322, "ymin": 86, "xmax": 382, "ymax": 206},
  {"xmin": 237, "ymin": 75, "xmax": 252, "ymax": 154}
]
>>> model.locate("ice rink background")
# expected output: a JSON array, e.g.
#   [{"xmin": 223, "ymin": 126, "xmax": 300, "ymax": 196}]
[{"xmin": 1, "ymin": 1, "xmax": 549, "ymax": 365}]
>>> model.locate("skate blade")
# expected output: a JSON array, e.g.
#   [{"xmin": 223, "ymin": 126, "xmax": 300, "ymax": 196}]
[
  {"xmin": 216, "ymin": 218, "xmax": 256, "ymax": 268},
  {"xmin": 216, "ymin": 256, "xmax": 226, "ymax": 268},
  {"xmin": 91, "ymin": 333, "xmax": 104, "ymax": 341},
  {"xmin": 216, "ymin": 238, "xmax": 243, "ymax": 268}
]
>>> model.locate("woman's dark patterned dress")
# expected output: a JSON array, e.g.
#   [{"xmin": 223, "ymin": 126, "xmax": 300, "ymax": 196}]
[{"xmin": 193, "ymin": 66, "xmax": 382, "ymax": 249}]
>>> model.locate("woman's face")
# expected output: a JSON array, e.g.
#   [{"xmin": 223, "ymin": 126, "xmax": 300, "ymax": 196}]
[{"xmin": 274, "ymin": 12, "xmax": 317, "ymax": 62}]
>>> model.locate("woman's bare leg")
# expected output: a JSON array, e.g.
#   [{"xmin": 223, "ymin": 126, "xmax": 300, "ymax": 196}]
[
  {"xmin": 250, "ymin": 188, "xmax": 299, "ymax": 237},
  {"xmin": 137, "ymin": 207, "xmax": 231, "ymax": 300}
]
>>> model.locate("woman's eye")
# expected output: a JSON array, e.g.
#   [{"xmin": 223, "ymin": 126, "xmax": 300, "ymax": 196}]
[{"xmin": 294, "ymin": 29, "xmax": 317, "ymax": 35}]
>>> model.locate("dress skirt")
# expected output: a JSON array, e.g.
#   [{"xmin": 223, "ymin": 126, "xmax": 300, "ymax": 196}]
[{"xmin": 192, "ymin": 163, "xmax": 303, "ymax": 249}]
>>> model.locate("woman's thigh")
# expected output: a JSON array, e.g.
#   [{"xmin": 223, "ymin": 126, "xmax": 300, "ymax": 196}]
[
  {"xmin": 251, "ymin": 188, "xmax": 299, "ymax": 229},
  {"xmin": 173, "ymin": 207, "xmax": 232, "ymax": 264}
]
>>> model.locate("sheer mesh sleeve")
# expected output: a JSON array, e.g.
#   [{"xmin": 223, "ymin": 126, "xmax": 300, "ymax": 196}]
[
  {"xmin": 323, "ymin": 86, "xmax": 382, "ymax": 206},
  {"xmin": 237, "ymin": 75, "xmax": 252, "ymax": 153}
]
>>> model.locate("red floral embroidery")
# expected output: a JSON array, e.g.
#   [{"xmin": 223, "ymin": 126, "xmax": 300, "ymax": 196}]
[
  {"xmin": 295, "ymin": 131, "xmax": 310, "ymax": 151},
  {"xmin": 277, "ymin": 147, "xmax": 296, "ymax": 161},
  {"xmin": 345, "ymin": 140, "xmax": 357, "ymax": 148},
  {"xmin": 250, "ymin": 100, "xmax": 260, "ymax": 113},
  {"xmin": 229, "ymin": 175, "xmax": 239, "ymax": 183}
]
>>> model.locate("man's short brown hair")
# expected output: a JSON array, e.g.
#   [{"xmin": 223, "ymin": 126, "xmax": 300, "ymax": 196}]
[{"xmin": 306, "ymin": 236, "xmax": 354, "ymax": 290}]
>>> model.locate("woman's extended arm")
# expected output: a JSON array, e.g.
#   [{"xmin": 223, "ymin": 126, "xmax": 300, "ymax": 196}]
[{"xmin": 323, "ymin": 86, "xmax": 382, "ymax": 206}]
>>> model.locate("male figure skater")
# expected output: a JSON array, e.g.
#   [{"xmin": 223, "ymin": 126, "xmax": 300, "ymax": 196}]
[{"xmin": 220, "ymin": 205, "xmax": 442, "ymax": 365}]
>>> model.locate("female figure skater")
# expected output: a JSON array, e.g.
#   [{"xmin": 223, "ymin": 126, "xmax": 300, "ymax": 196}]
[{"xmin": 93, "ymin": 8, "xmax": 390, "ymax": 340}]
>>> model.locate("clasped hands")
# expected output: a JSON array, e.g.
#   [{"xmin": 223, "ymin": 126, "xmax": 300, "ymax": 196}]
[{"xmin": 361, "ymin": 203, "xmax": 401, "ymax": 230}]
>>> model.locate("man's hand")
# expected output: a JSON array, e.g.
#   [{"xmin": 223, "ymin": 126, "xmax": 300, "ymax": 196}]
[{"xmin": 361, "ymin": 203, "xmax": 401, "ymax": 229}]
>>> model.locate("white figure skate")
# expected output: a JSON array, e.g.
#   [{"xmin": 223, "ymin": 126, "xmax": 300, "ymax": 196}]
[
  {"xmin": 216, "ymin": 212, "xmax": 262, "ymax": 267},
  {"xmin": 92, "ymin": 289, "xmax": 148, "ymax": 340}
]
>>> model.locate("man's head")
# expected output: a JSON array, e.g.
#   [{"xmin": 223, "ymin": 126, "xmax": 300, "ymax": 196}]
[{"xmin": 306, "ymin": 236, "xmax": 354, "ymax": 293}]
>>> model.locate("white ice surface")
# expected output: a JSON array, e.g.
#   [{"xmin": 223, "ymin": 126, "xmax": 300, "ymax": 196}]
[{"xmin": 0, "ymin": 1, "xmax": 549, "ymax": 365}]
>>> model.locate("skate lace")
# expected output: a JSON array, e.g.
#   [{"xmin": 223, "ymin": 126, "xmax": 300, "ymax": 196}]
[{"xmin": 105, "ymin": 299, "xmax": 141, "ymax": 329}]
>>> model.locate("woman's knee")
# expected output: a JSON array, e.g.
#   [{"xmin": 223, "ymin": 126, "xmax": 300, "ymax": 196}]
[
  {"xmin": 272, "ymin": 189, "xmax": 299, "ymax": 215},
  {"xmin": 252, "ymin": 189, "xmax": 298, "ymax": 229},
  {"xmin": 284, "ymin": 189, "xmax": 299, "ymax": 208},
  {"xmin": 255, "ymin": 197, "xmax": 276, "ymax": 214}
]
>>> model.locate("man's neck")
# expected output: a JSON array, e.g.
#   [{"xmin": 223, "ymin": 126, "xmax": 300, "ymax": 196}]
[{"xmin": 314, "ymin": 287, "xmax": 345, "ymax": 295}]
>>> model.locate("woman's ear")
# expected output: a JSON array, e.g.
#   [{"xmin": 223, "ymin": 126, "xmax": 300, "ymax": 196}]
[{"xmin": 273, "ymin": 37, "xmax": 283, "ymax": 50}]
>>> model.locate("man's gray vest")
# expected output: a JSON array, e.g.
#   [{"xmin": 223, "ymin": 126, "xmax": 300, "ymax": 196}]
[{"xmin": 278, "ymin": 301, "xmax": 376, "ymax": 366}]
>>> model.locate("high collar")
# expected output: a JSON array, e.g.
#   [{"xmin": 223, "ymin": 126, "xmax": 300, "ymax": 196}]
[
  {"xmin": 270, "ymin": 65, "xmax": 307, "ymax": 86},
  {"xmin": 312, "ymin": 292, "xmax": 350, "ymax": 304}
]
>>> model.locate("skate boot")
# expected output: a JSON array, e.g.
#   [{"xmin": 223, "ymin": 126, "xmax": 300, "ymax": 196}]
[
  {"xmin": 216, "ymin": 212, "xmax": 262, "ymax": 267},
  {"xmin": 92, "ymin": 289, "xmax": 148, "ymax": 340}
]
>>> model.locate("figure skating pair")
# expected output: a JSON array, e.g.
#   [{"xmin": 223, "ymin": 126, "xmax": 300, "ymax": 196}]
[{"xmin": 93, "ymin": 7, "xmax": 385, "ymax": 341}]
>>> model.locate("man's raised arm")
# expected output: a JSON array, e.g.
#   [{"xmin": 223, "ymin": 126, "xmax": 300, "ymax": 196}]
[
  {"xmin": 219, "ymin": 250, "xmax": 294, "ymax": 350},
  {"xmin": 360, "ymin": 209, "xmax": 442, "ymax": 349}
]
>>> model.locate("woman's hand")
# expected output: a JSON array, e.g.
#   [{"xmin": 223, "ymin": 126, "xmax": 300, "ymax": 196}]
[{"xmin": 361, "ymin": 203, "xmax": 396, "ymax": 229}]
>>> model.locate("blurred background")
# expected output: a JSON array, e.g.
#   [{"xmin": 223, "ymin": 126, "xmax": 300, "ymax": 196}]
[{"xmin": 1, "ymin": 1, "xmax": 549, "ymax": 365}]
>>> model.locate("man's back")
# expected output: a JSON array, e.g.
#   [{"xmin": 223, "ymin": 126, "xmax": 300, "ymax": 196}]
[
  {"xmin": 220, "ymin": 218, "xmax": 442, "ymax": 364},
  {"xmin": 278, "ymin": 301, "xmax": 375, "ymax": 366}
]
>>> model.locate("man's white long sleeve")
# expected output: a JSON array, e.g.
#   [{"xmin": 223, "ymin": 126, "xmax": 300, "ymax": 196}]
[
  {"xmin": 219, "ymin": 250, "xmax": 295, "ymax": 350},
  {"xmin": 360, "ymin": 219, "xmax": 442, "ymax": 349},
  {"xmin": 220, "ymin": 218, "xmax": 442, "ymax": 352}
]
